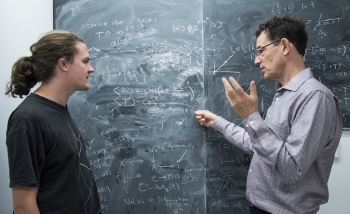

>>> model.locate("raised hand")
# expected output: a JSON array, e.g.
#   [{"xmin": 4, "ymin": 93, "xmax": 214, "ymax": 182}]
[{"xmin": 221, "ymin": 77, "xmax": 258, "ymax": 119}]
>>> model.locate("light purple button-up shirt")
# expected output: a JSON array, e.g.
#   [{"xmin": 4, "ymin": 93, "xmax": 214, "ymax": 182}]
[{"xmin": 212, "ymin": 68, "xmax": 342, "ymax": 214}]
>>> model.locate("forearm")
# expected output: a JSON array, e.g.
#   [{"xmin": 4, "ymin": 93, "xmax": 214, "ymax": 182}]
[
  {"xmin": 14, "ymin": 205, "xmax": 40, "ymax": 214},
  {"xmin": 12, "ymin": 186, "xmax": 40, "ymax": 214},
  {"xmin": 243, "ymin": 112, "xmax": 282, "ymax": 166},
  {"xmin": 212, "ymin": 116, "xmax": 254, "ymax": 155}
]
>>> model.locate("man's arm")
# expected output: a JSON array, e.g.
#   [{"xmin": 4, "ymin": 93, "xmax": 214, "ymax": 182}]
[
  {"xmin": 12, "ymin": 186, "xmax": 40, "ymax": 214},
  {"xmin": 195, "ymin": 110, "xmax": 255, "ymax": 155},
  {"xmin": 221, "ymin": 76, "xmax": 339, "ymax": 185}
]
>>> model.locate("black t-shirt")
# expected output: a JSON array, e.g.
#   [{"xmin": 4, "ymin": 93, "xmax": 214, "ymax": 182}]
[{"xmin": 6, "ymin": 93, "xmax": 100, "ymax": 214}]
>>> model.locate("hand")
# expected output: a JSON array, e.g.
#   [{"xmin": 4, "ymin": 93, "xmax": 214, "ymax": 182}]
[
  {"xmin": 195, "ymin": 110, "xmax": 217, "ymax": 127},
  {"xmin": 222, "ymin": 77, "xmax": 258, "ymax": 119}
]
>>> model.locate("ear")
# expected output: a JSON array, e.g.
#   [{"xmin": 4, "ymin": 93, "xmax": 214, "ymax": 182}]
[
  {"xmin": 281, "ymin": 38, "xmax": 291, "ymax": 56},
  {"xmin": 57, "ymin": 58, "xmax": 69, "ymax": 72}
]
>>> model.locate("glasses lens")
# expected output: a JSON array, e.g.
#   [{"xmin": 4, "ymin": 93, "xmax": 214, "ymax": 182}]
[{"xmin": 256, "ymin": 40, "xmax": 280, "ymax": 57}]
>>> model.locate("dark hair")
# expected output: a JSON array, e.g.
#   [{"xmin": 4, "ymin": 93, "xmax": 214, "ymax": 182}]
[
  {"xmin": 5, "ymin": 30, "xmax": 85, "ymax": 98},
  {"xmin": 255, "ymin": 14, "xmax": 308, "ymax": 56}
]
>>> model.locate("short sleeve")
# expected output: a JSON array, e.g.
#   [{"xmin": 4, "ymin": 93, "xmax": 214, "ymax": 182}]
[{"xmin": 7, "ymin": 129, "xmax": 45, "ymax": 187}]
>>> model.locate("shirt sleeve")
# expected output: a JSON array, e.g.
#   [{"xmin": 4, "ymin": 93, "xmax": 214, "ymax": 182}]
[
  {"xmin": 212, "ymin": 116, "xmax": 255, "ymax": 155},
  {"xmin": 243, "ymin": 91, "xmax": 337, "ymax": 185},
  {"xmin": 7, "ymin": 129, "xmax": 45, "ymax": 187}
]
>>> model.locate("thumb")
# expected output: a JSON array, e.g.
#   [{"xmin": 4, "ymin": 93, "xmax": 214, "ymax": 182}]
[
  {"xmin": 195, "ymin": 110, "xmax": 205, "ymax": 116},
  {"xmin": 250, "ymin": 81, "xmax": 258, "ymax": 100},
  {"xmin": 194, "ymin": 110, "xmax": 203, "ymax": 115}
]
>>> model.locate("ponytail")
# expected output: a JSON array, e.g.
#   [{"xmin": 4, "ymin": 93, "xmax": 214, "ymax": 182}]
[{"xmin": 5, "ymin": 56, "xmax": 37, "ymax": 98}]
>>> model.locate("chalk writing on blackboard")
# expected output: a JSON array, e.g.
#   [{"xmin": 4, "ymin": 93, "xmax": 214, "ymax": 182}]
[{"xmin": 54, "ymin": 0, "xmax": 350, "ymax": 213}]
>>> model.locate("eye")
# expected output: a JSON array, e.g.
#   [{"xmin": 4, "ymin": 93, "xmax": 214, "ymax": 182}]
[{"xmin": 256, "ymin": 48, "xmax": 264, "ymax": 56}]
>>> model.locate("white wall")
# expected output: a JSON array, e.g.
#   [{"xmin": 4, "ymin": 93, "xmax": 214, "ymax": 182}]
[
  {"xmin": 0, "ymin": 1, "xmax": 53, "ymax": 213},
  {"xmin": 320, "ymin": 131, "xmax": 350, "ymax": 214},
  {"xmin": 0, "ymin": 1, "xmax": 349, "ymax": 214}
]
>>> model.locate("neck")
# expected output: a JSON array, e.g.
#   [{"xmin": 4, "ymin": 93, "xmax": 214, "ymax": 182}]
[
  {"xmin": 34, "ymin": 82, "xmax": 73, "ymax": 106},
  {"xmin": 279, "ymin": 56, "xmax": 306, "ymax": 86}
]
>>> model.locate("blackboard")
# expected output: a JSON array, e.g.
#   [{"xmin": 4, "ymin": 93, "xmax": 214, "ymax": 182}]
[{"xmin": 53, "ymin": 0, "xmax": 350, "ymax": 213}]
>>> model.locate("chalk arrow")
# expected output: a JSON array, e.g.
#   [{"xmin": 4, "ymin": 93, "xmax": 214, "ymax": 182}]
[
  {"xmin": 213, "ymin": 53, "xmax": 235, "ymax": 74},
  {"xmin": 157, "ymin": 165, "xmax": 174, "ymax": 168},
  {"xmin": 177, "ymin": 149, "xmax": 188, "ymax": 163},
  {"xmin": 105, "ymin": 31, "xmax": 111, "ymax": 36}
]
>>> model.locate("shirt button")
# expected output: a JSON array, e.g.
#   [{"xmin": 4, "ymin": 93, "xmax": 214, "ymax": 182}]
[
  {"xmin": 250, "ymin": 121, "xmax": 254, "ymax": 125},
  {"xmin": 249, "ymin": 170, "xmax": 252, "ymax": 173},
  {"xmin": 276, "ymin": 98, "xmax": 279, "ymax": 101},
  {"xmin": 246, "ymin": 124, "xmax": 249, "ymax": 127}
]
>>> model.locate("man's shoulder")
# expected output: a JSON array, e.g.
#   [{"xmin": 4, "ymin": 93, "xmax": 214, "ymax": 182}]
[
  {"xmin": 11, "ymin": 95, "xmax": 46, "ymax": 120},
  {"xmin": 300, "ymin": 77, "xmax": 334, "ymax": 98},
  {"xmin": 7, "ymin": 94, "xmax": 61, "ymax": 135}
]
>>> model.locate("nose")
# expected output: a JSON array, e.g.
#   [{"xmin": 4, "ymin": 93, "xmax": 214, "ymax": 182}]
[
  {"xmin": 89, "ymin": 64, "xmax": 95, "ymax": 73},
  {"xmin": 254, "ymin": 56, "xmax": 262, "ymax": 65}
]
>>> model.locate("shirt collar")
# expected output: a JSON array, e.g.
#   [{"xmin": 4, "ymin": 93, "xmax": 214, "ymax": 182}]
[{"xmin": 277, "ymin": 68, "xmax": 313, "ymax": 92}]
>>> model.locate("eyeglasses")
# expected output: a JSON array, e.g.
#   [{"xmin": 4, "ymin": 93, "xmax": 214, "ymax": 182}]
[{"xmin": 256, "ymin": 40, "xmax": 281, "ymax": 57}]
